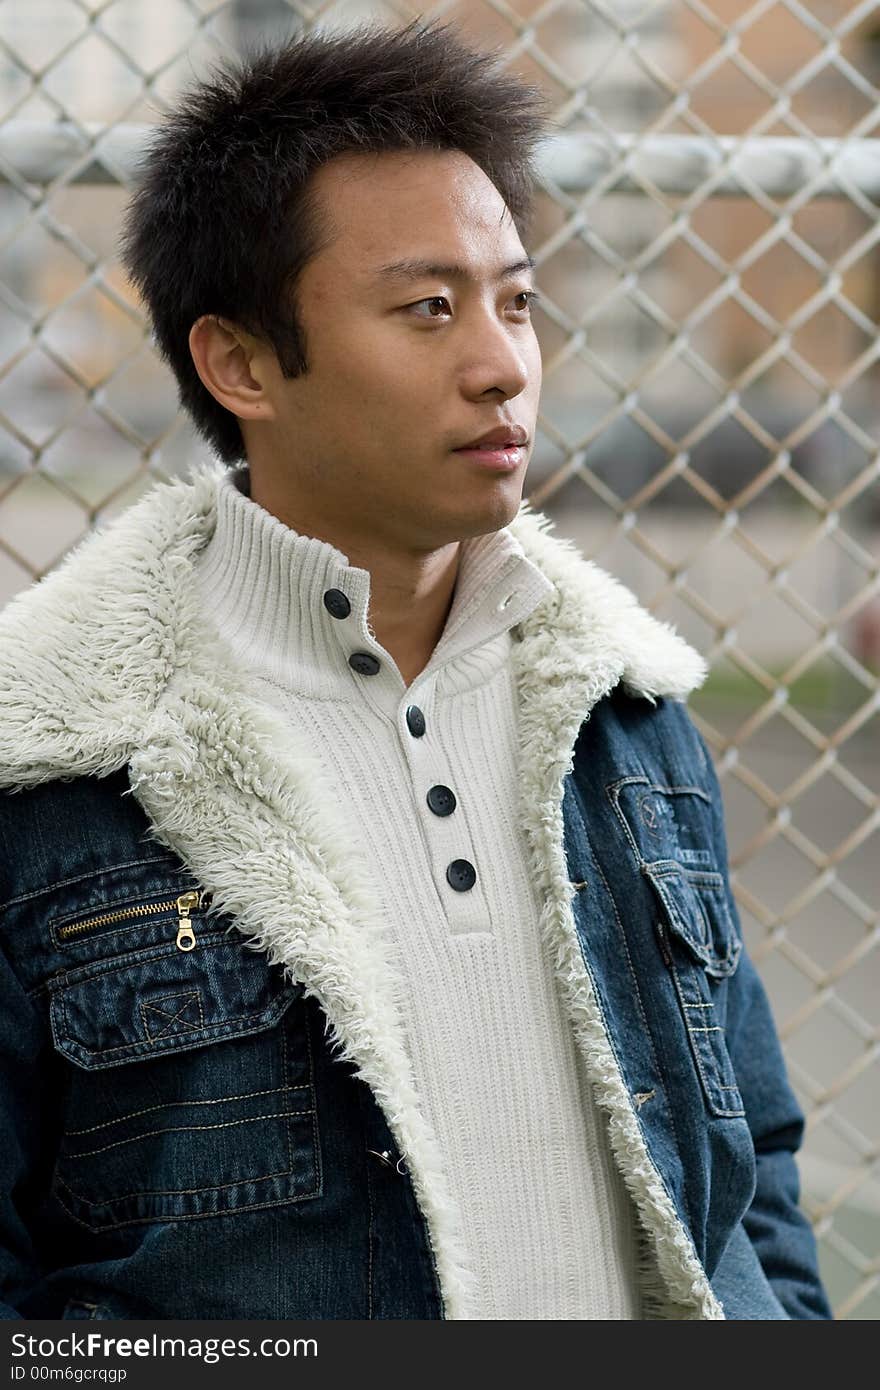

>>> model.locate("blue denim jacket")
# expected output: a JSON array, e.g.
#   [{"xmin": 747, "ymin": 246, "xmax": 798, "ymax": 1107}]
[{"xmin": 0, "ymin": 466, "xmax": 832, "ymax": 1320}]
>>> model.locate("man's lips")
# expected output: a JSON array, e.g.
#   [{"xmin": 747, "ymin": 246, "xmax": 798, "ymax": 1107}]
[
  {"xmin": 454, "ymin": 425, "xmax": 529, "ymax": 450},
  {"xmin": 451, "ymin": 442, "xmax": 525, "ymax": 470},
  {"xmin": 453, "ymin": 443, "xmax": 522, "ymax": 450}
]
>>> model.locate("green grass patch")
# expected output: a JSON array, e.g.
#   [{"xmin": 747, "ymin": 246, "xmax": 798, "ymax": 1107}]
[{"xmin": 697, "ymin": 661, "xmax": 878, "ymax": 714}]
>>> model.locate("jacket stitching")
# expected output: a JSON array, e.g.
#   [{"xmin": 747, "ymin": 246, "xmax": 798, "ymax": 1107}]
[
  {"xmin": 604, "ymin": 780, "xmax": 740, "ymax": 973},
  {"xmin": 57, "ymin": 996, "xmax": 289, "ymax": 1056},
  {"xmin": 53, "ymin": 1176, "xmax": 322, "ymax": 1231},
  {"xmin": 57, "ymin": 1003, "xmax": 323, "ymax": 1225},
  {"xmin": 55, "ymin": 968, "xmax": 293, "ymax": 1054},
  {"xmin": 281, "ymin": 1015, "xmax": 294, "ymax": 1176},
  {"xmin": 582, "ymin": 839, "xmax": 685, "ymax": 1174},
  {"xmin": 602, "ymin": 768, "xmax": 746, "ymax": 1122},
  {"xmin": 668, "ymin": 963, "xmax": 745, "ymax": 1118},
  {"xmin": 63, "ymin": 1109, "xmax": 315, "ymax": 1159},
  {"xmin": 605, "ymin": 777, "xmax": 644, "ymax": 862},
  {"xmin": 605, "ymin": 777, "xmax": 713, "ymax": 872},
  {"xmin": 57, "ymin": 1169, "xmax": 295, "ymax": 1204},
  {"xmin": 302, "ymin": 1005, "xmax": 323, "ymax": 1200},
  {"xmin": 66, "ymin": 1083, "xmax": 306, "ymax": 1135},
  {"xmin": 0, "ymin": 857, "xmax": 181, "ymax": 914},
  {"xmin": 49, "ymin": 936, "xmax": 257, "ymax": 993},
  {"xmin": 141, "ymin": 990, "xmax": 204, "ymax": 1040},
  {"xmin": 365, "ymin": 1138, "xmax": 375, "ymax": 1319},
  {"xmin": 649, "ymin": 866, "xmax": 724, "ymax": 887}
]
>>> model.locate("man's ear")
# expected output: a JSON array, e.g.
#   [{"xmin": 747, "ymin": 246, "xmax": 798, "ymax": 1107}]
[{"xmin": 188, "ymin": 314, "xmax": 277, "ymax": 422}]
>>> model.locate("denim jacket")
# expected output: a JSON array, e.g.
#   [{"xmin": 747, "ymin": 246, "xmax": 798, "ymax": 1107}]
[{"xmin": 0, "ymin": 464, "xmax": 832, "ymax": 1321}]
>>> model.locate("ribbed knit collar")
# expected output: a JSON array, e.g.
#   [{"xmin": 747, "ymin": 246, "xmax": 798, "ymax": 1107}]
[{"xmin": 194, "ymin": 466, "xmax": 556, "ymax": 704}]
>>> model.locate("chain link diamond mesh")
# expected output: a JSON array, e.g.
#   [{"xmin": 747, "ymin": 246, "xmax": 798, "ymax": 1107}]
[{"xmin": 0, "ymin": 0, "xmax": 877, "ymax": 1319}]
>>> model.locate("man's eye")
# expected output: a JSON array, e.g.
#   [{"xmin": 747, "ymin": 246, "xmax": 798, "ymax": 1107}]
[
  {"xmin": 513, "ymin": 290, "xmax": 540, "ymax": 313},
  {"xmin": 405, "ymin": 297, "xmax": 450, "ymax": 318}
]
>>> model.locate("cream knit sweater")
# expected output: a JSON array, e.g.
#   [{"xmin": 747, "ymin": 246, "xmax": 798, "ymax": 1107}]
[{"xmin": 194, "ymin": 467, "xmax": 642, "ymax": 1320}]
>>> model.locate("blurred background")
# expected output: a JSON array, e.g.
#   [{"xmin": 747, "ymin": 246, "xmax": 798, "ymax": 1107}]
[{"xmin": 0, "ymin": 0, "xmax": 877, "ymax": 1319}]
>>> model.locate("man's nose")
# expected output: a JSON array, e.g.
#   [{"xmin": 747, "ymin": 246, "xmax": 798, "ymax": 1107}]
[{"xmin": 458, "ymin": 311, "xmax": 533, "ymax": 400}]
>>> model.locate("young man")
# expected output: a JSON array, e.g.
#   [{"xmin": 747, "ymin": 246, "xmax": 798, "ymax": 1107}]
[{"xmin": 0, "ymin": 20, "xmax": 831, "ymax": 1320}]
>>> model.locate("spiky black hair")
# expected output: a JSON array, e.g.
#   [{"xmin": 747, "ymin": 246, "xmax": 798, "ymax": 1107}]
[{"xmin": 118, "ymin": 17, "xmax": 551, "ymax": 462}]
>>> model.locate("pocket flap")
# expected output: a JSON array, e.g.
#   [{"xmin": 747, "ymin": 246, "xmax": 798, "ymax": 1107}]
[
  {"xmin": 645, "ymin": 865, "xmax": 742, "ymax": 978},
  {"xmin": 49, "ymin": 937, "xmax": 300, "ymax": 1069}
]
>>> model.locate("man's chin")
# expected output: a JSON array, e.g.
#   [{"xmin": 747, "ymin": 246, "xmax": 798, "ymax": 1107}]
[{"xmin": 440, "ymin": 483, "xmax": 526, "ymax": 542}]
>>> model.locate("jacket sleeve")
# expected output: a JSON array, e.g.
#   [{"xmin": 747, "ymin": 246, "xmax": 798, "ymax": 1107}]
[
  {"xmin": 692, "ymin": 719, "xmax": 834, "ymax": 1320},
  {"xmin": 0, "ymin": 936, "xmax": 51, "ymax": 1318}
]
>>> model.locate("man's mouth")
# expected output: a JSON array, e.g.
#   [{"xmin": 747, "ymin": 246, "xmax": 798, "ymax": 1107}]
[{"xmin": 454, "ymin": 425, "xmax": 529, "ymax": 451}]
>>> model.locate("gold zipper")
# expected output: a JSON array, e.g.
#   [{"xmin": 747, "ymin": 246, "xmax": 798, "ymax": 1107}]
[
  {"xmin": 175, "ymin": 891, "xmax": 200, "ymax": 952},
  {"xmin": 57, "ymin": 890, "xmax": 211, "ymax": 952}
]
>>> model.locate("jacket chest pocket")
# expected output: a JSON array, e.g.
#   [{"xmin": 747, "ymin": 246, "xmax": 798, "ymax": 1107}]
[
  {"xmin": 648, "ymin": 866, "xmax": 745, "ymax": 1117},
  {"xmin": 608, "ymin": 776, "xmax": 745, "ymax": 1119},
  {"xmin": 47, "ymin": 915, "xmax": 321, "ymax": 1232}
]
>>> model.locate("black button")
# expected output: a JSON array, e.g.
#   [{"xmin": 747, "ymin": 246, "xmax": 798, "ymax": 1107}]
[
  {"xmin": 349, "ymin": 652, "xmax": 381, "ymax": 676},
  {"xmin": 323, "ymin": 588, "xmax": 351, "ymax": 619},
  {"xmin": 446, "ymin": 859, "xmax": 476, "ymax": 892},
  {"xmin": 427, "ymin": 784, "xmax": 456, "ymax": 817},
  {"xmin": 406, "ymin": 705, "xmax": 426, "ymax": 737}
]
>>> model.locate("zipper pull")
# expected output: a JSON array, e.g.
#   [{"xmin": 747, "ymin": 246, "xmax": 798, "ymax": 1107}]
[{"xmin": 176, "ymin": 891, "xmax": 200, "ymax": 951}]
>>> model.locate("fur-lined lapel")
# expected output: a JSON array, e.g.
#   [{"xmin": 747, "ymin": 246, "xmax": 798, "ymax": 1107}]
[{"xmin": 0, "ymin": 461, "xmax": 719, "ymax": 1318}]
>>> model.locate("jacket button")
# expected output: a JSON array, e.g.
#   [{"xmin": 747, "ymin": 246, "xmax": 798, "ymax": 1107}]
[
  {"xmin": 446, "ymin": 859, "xmax": 476, "ymax": 892},
  {"xmin": 349, "ymin": 652, "xmax": 381, "ymax": 676},
  {"xmin": 406, "ymin": 705, "xmax": 426, "ymax": 737},
  {"xmin": 323, "ymin": 588, "xmax": 351, "ymax": 619},
  {"xmin": 427, "ymin": 784, "xmax": 456, "ymax": 817}
]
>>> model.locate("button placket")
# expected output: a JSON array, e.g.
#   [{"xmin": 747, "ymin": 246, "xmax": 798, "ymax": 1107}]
[
  {"xmin": 322, "ymin": 575, "xmax": 407, "ymax": 719},
  {"xmin": 397, "ymin": 688, "xmax": 490, "ymax": 934}
]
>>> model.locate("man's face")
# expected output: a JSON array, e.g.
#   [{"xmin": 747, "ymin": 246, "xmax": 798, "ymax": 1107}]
[{"xmin": 246, "ymin": 147, "xmax": 542, "ymax": 550}]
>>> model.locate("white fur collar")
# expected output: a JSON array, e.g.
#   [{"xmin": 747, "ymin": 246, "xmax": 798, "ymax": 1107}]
[
  {"xmin": 0, "ymin": 460, "xmax": 705, "ymax": 784},
  {"xmin": 0, "ymin": 461, "xmax": 719, "ymax": 1319}
]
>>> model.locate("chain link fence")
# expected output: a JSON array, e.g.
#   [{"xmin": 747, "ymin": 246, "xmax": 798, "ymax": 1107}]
[{"xmin": 0, "ymin": 0, "xmax": 877, "ymax": 1319}]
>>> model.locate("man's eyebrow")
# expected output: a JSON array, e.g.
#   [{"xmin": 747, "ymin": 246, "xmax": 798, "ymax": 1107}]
[{"xmin": 373, "ymin": 255, "xmax": 537, "ymax": 285}]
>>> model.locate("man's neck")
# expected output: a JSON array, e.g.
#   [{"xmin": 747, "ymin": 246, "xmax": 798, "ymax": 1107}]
[{"xmin": 248, "ymin": 476, "xmax": 461, "ymax": 687}]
